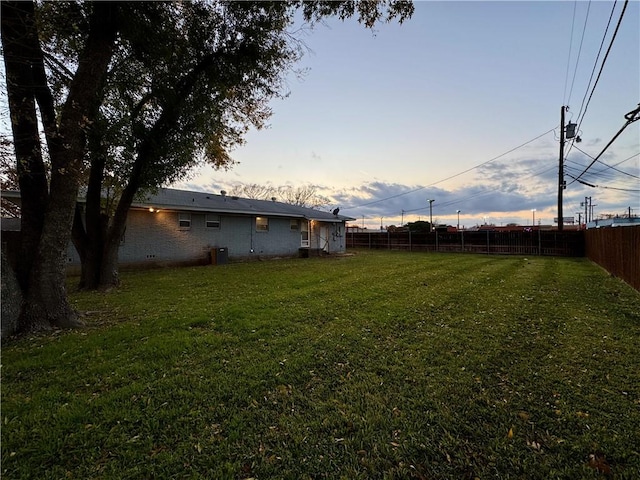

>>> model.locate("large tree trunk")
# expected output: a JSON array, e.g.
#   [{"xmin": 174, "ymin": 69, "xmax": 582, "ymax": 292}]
[
  {"xmin": 1, "ymin": 250, "xmax": 22, "ymax": 338},
  {"xmin": 21, "ymin": 177, "xmax": 84, "ymax": 330},
  {"xmin": 95, "ymin": 57, "xmax": 206, "ymax": 288},
  {"xmin": 98, "ymin": 172, "xmax": 140, "ymax": 289},
  {"xmin": 99, "ymin": 228, "xmax": 123, "ymax": 289},
  {"xmin": 76, "ymin": 43, "xmax": 228, "ymax": 290},
  {"xmin": 1, "ymin": 1, "xmax": 49, "ymax": 292},
  {"xmin": 73, "ymin": 133, "xmax": 109, "ymax": 290},
  {"xmin": 72, "ymin": 203, "xmax": 109, "ymax": 291},
  {"xmin": 1, "ymin": 1, "xmax": 119, "ymax": 332},
  {"xmin": 74, "ymin": 119, "xmax": 126, "ymax": 290}
]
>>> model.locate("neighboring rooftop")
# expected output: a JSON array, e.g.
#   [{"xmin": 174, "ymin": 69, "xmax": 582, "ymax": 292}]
[{"xmin": 587, "ymin": 217, "xmax": 640, "ymax": 229}]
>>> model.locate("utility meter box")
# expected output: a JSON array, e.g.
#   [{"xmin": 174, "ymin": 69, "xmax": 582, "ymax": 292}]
[{"xmin": 211, "ymin": 247, "xmax": 228, "ymax": 265}]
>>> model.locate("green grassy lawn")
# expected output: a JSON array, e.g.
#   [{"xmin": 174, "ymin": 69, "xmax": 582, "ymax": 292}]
[{"xmin": 2, "ymin": 251, "xmax": 639, "ymax": 479}]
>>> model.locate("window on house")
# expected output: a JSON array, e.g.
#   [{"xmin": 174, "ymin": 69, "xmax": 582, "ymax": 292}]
[
  {"xmin": 206, "ymin": 214, "xmax": 221, "ymax": 229},
  {"xmin": 179, "ymin": 213, "xmax": 191, "ymax": 229},
  {"xmin": 290, "ymin": 219, "xmax": 299, "ymax": 231},
  {"xmin": 256, "ymin": 217, "xmax": 269, "ymax": 231}
]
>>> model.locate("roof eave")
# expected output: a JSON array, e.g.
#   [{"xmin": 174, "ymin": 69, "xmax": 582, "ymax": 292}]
[{"xmin": 132, "ymin": 203, "xmax": 311, "ymax": 219}]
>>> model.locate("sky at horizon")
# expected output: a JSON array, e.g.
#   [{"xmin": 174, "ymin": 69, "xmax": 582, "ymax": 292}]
[{"xmin": 180, "ymin": 1, "xmax": 639, "ymax": 229}]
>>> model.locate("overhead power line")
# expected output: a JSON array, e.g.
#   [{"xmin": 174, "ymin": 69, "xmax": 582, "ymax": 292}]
[
  {"xmin": 562, "ymin": 1, "xmax": 578, "ymax": 104},
  {"xmin": 574, "ymin": 0, "xmax": 618, "ymax": 125},
  {"xmin": 385, "ymin": 145, "xmax": 636, "ymax": 218},
  {"xmin": 565, "ymin": 163, "xmax": 637, "ymax": 188},
  {"xmin": 565, "ymin": 1, "xmax": 622, "ymax": 162},
  {"xmin": 575, "ymin": 0, "xmax": 628, "ymax": 129},
  {"xmin": 404, "ymin": 163, "xmax": 559, "ymax": 215},
  {"xmin": 572, "ymin": 146, "xmax": 639, "ymax": 179},
  {"xmin": 566, "ymin": 0, "xmax": 592, "ymax": 106},
  {"xmin": 571, "ymin": 104, "xmax": 640, "ymax": 183},
  {"xmin": 343, "ymin": 128, "xmax": 556, "ymax": 210},
  {"xmin": 567, "ymin": 172, "xmax": 640, "ymax": 192}
]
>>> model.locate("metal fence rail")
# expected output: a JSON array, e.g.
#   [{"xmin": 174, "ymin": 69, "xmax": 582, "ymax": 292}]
[{"xmin": 347, "ymin": 230, "xmax": 585, "ymax": 257}]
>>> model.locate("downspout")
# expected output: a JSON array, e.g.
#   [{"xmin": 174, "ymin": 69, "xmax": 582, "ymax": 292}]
[{"xmin": 249, "ymin": 217, "xmax": 254, "ymax": 254}]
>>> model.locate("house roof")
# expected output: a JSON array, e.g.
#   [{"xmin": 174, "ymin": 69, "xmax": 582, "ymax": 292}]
[
  {"xmin": 0, "ymin": 188, "xmax": 355, "ymax": 223},
  {"xmin": 135, "ymin": 188, "xmax": 355, "ymax": 223}
]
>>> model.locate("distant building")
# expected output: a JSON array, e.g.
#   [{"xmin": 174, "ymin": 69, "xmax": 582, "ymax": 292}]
[{"xmin": 587, "ymin": 216, "xmax": 640, "ymax": 229}]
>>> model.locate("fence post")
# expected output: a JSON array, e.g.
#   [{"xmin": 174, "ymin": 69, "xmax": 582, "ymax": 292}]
[
  {"xmin": 537, "ymin": 229, "xmax": 541, "ymax": 255},
  {"xmin": 409, "ymin": 230, "xmax": 412, "ymax": 252},
  {"xmin": 461, "ymin": 230, "xmax": 464, "ymax": 252},
  {"xmin": 435, "ymin": 231, "xmax": 439, "ymax": 252},
  {"xmin": 486, "ymin": 230, "xmax": 490, "ymax": 254}
]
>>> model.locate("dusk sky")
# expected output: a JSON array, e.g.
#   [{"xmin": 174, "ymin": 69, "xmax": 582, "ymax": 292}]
[{"xmin": 181, "ymin": 1, "xmax": 639, "ymax": 229}]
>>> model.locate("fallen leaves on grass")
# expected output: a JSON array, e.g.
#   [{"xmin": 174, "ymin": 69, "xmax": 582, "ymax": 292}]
[
  {"xmin": 526, "ymin": 439, "xmax": 542, "ymax": 451},
  {"xmin": 588, "ymin": 452, "xmax": 612, "ymax": 476}
]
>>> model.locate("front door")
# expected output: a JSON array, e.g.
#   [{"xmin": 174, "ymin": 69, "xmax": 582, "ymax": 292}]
[{"xmin": 320, "ymin": 226, "xmax": 329, "ymax": 252}]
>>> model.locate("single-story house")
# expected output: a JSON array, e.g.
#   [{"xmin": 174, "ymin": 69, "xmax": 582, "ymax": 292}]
[{"xmin": 1, "ymin": 188, "xmax": 355, "ymax": 269}]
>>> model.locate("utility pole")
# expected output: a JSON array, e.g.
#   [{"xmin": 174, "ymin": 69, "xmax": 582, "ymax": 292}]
[
  {"xmin": 428, "ymin": 199, "xmax": 434, "ymax": 233},
  {"xmin": 584, "ymin": 197, "xmax": 588, "ymax": 225},
  {"xmin": 558, "ymin": 106, "xmax": 566, "ymax": 231}
]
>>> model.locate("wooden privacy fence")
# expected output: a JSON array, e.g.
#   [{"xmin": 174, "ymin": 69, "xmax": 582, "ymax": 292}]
[
  {"xmin": 585, "ymin": 226, "xmax": 640, "ymax": 291},
  {"xmin": 347, "ymin": 230, "xmax": 585, "ymax": 257}
]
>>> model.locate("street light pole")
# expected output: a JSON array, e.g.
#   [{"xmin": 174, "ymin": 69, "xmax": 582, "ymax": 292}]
[
  {"xmin": 428, "ymin": 199, "xmax": 434, "ymax": 232},
  {"xmin": 532, "ymin": 208, "xmax": 536, "ymax": 227},
  {"xmin": 456, "ymin": 210, "xmax": 460, "ymax": 231}
]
